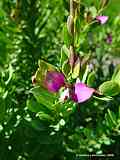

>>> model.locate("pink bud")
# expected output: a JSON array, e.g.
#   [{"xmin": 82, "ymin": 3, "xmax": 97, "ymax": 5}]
[{"xmin": 96, "ymin": 16, "xmax": 108, "ymax": 24}]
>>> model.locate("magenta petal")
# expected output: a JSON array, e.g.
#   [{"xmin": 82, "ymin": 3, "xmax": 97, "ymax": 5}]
[
  {"xmin": 96, "ymin": 16, "xmax": 108, "ymax": 24},
  {"xmin": 44, "ymin": 71, "xmax": 65, "ymax": 92},
  {"xmin": 74, "ymin": 83, "xmax": 95, "ymax": 103}
]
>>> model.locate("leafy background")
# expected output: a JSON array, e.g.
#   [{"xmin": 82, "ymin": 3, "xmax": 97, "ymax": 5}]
[{"xmin": 0, "ymin": 0, "xmax": 120, "ymax": 160}]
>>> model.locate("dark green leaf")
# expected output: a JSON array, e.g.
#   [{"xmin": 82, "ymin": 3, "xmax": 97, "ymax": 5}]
[
  {"xmin": 27, "ymin": 97, "xmax": 50, "ymax": 113},
  {"xmin": 30, "ymin": 86, "xmax": 56, "ymax": 109}
]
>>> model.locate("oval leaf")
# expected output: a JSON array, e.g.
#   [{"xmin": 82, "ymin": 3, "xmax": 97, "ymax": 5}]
[
  {"xmin": 99, "ymin": 81, "xmax": 120, "ymax": 96},
  {"xmin": 87, "ymin": 71, "xmax": 96, "ymax": 87},
  {"xmin": 30, "ymin": 86, "xmax": 56, "ymax": 109},
  {"xmin": 112, "ymin": 65, "xmax": 120, "ymax": 86}
]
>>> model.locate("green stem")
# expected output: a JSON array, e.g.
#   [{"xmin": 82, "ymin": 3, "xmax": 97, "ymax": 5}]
[
  {"xmin": 82, "ymin": 65, "xmax": 89, "ymax": 83},
  {"xmin": 70, "ymin": 0, "xmax": 74, "ymax": 16},
  {"xmin": 108, "ymin": 109, "xmax": 117, "ymax": 126}
]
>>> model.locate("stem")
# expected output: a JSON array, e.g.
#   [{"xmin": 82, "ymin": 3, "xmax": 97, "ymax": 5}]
[
  {"xmin": 69, "ymin": 0, "xmax": 80, "ymax": 47},
  {"xmin": 70, "ymin": 0, "xmax": 79, "ymax": 16},
  {"xmin": 70, "ymin": 0, "xmax": 74, "ymax": 16},
  {"xmin": 70, "ymin": 0, "xmax": 75, "ymax": 47},
  {"xmin": 67, "ymin": 0, "xmax": 80, "ymax": 73},
  {"xmin": 82, "ymin": 65, "xmax": 89, "ymax": 83}
]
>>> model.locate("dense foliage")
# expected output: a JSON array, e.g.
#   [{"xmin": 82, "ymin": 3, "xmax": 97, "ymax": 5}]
[{"xmin": 0, "ymin": 0, "xmax": 120, "ymax": 160}]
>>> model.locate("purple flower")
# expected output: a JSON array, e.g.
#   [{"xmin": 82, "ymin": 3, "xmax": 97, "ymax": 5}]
[
  {"xmin": 106, "ymin": 33, "xmax": 112, "ymax": 44},
  {"xmin": 72, "ymin": 82, "xmax": 95, "ymax": 103},
  {"xmin": 96, "ymin": 16, "xmax": 108, "ymax": 24},
  {"xmin": 44, "ymin": 71, "xmax": 65, "ymax": 92}
]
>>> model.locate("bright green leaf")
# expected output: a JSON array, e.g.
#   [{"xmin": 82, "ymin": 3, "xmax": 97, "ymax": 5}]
[
  {"xmin": 35, "ymin": 60, "xmax": 57, "ymax": 84},
  {"xmin": 5, "ymin": 64, "xmax": 14, "ymax": 85},
  {"xmin": 93, "ymin": 95, "xmax": 113, "ymax": 101},
  {"xmin": 72, "ymin": 58, "xmax": 80, "ymax": 79},
  {"xmin": 112, "ymin": 65, "xmax": 120, "ymax": 86},
  {"xmin": 99, "ymin": 81, "xmax": 120, "ymax": 96},
  {"xmin": 37, "ymin": 111, "xmax": 53, "ymax": 121},
  {"xmin": 62, "ymin": 60, "xmax": 70, "ymax": 77},
  {"xmin": 60, "ymin": 45, "xmax": 69, "ymax": 67},
  {"xmin": 87, "ymin": 71, "xmax": 96, "ymax": 87},
  {"xmin": 63, "ymin": 24, "xmax": 73, "ymax": 46}
]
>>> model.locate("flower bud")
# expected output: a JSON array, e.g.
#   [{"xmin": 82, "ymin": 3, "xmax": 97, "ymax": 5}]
[
  {"xmin": 96, "ymin": 16, "xmax": 108, "ymax": 24},
  {"xmin": 100, "ymin": 0, "xmax": 109, "ymax": 8},
  {"xmin": 44, "ymin": 71, "xmax": 65, "ymax": 93},
  {"xmin": 69, "ymin": 46, "xmax": 78, "ymax": 70},
  {"xmin": 67, "ymin": 15, "xmax": 74, "ymax": 36}
]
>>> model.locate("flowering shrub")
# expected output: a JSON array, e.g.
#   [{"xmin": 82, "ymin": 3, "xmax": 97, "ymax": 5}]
[
  {"xmin": 0, "ymin": 0, "xmax": 120, "ymax": 160},
  {"xmin": 1, "ymin": 0, "xmax": 120, "ymax": 159},
  {"xmin": 27, "ymin": 0, "xmax": 120, "ymax": 158}
]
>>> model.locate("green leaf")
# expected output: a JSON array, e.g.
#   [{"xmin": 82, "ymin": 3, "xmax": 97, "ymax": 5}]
[
  {"xmin": 72, "ymin": 58, "xmax": 80, "ymax": 79},
  {"xmin": 30, "ymin": 86, "xmax": 56, "ymax": 109},
  {"xmin": 0, "ymin": 9, "xmax": 6, "ymax": 18},
  {"xmin": 83, "ymin": 128, "xmax": 92, "ymax": 138},
  {"xmin": 107, "ymin": 109, "xmax": 117, "ymax": 126},
  {"xmin": 89, "ymin": 6, "xmax": 97, "ymax": 18},
  {"xmin": 62, "ymin": 60, "xmax": 70, "ymax": 77},
  {"xmin": 37, "ymin": 112, "xmax": 53, "ymax": 121},
  {"xmin": 38, "ymin": 59, "xmax": 56, "ymax": 71},
  {"xmin": 112, "ymin": 65, "xmax": 120, "ymax": 86},
  {"xmin": 99, "ymin": 81, "xmax": 120, "ymax": 96},
  {"xmin": 62, "ymin": 45, "xmax": 70, "ymax": 57},
  {"xmin": 27, "ymin": 98, "xmax": 50, "ymax": 113},
  {"xmin": 100, "ymin": 0, "xmax": 110, "ymax": 8},
  {"xmin": 105, "ymin": 109, "xmax": 117, "ymax": 129},
  {"xmin": 93, "ymin": 95, "xmax": 113, "ymax": 101},
  {"xmin": 2, "ymin": 90, "xmax": 8, "ymax": 99},
  {"xmin": 105, "ymin": 113, "xmax": 114, "ymax": 129},
  {"xmin": 36, "ymin": 60, "xmax": 57, "ymax": 84},
  {"xmin": 5, "ymin": 64, "xmax": 14, "ymax": 85},
  {"xmin": 119, "ymin": 106, "xmax": 120, "ymax": 119},
  {"xmin": 60, "ymin": 45, "xmax": 70, "ymax": 76},
  {"xmin": 63, "ymin": 24, "xmax": 73, "ymax": 46},
  {"xmin": 0, "ymin": 98, "xmax": 6, "ymax": 122},
  {"xmin": 112, "ymin": 65, "xmax": 120, "ymax": 78},
  {"xmin": 82, "ymin": 65, "xmax": 89, "ymax": 83},
  {"xmin": 87, "ymin": 71, "xmax": 96, "ymax": 87},
  {"xmin": 60, "ymin": 45, "xmax": 69, "ymax": 67},
  {"xmin": 30, "ymin": 120, "xmax": 48, "ymax": 131}
]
